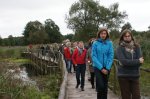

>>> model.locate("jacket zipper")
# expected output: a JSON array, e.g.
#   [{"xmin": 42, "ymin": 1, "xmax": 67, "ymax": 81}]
[
  {"xmin": 102, "ymin": 42, "xmax": 105, "ymax": 68},
  {"xmin": 131, "ymin": 49, "xmax": 134, "ymax": 61}
]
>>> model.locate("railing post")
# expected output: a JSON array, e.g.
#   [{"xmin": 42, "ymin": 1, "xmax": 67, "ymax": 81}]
[{"xmin": 113, "ymin": 60, "xmax": 117, "ymax": 94}]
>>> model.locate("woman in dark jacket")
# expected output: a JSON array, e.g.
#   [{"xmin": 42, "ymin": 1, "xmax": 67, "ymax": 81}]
[
  {"xmin": 116, "ymin": 29, "xmax": 144, "ymax": 99},
  {"xmin": 86, "ymin": 38, "xmax": 95, "ymax": 89}
]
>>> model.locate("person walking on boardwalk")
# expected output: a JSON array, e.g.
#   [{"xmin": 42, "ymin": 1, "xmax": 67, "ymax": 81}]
[
  {"xmin": 64, "ymin": 42, "xmax": 72, "ymax": 73},
  {"xmin": 86, "ymin": 38, "xmax": 95, "ymax": 89},
  {"xmin": 72, "ymin": 41, "xmax": 78, "ymax": 72},
  {"xmin": 72, "ymin": 41, "xmax": 87, "ymax": 91},
  {"xmin": 116, "ymin": 29, "xmax": 144, "ymax": 99},
  {"xmin": 91, "ymin": 28, "xmax": 114, "ymax": 99}
]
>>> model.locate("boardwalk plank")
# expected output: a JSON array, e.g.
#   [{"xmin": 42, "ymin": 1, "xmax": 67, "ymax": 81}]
[{"xmin": 67, "ymin": 72, "xmax": 119, "ymax": 99}]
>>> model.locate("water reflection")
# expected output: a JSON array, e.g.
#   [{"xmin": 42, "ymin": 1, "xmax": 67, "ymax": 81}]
[{"xmin": 7, "ymin": 65, "xmax": 36, "ymax": 86}]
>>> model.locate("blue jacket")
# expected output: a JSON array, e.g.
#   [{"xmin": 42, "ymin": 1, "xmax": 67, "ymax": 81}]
[{"xmin": 91, "ymin": 38, "xmax": 114, "ymax": 71}]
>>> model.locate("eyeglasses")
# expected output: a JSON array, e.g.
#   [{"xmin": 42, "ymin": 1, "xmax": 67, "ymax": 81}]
[{"xmin": 124, "ymin": 35, "xmax": 131, "ymax": 38}]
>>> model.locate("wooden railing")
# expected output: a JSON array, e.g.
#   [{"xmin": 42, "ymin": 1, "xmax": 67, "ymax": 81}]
[
  {"xmin": 109, "ymin": 59, "xmax": 121, "ymax": 96},
  {"xmin": 21, "ymin": 49, "xmax": 61, "ymax": 74},
  {"xmin": 22, "ymin": 49, "xmax": 68, "ymax": 99}
]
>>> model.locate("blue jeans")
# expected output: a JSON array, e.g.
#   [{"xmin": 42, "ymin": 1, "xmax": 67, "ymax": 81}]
[
  {"xmin": 76, "ymin": 64, "xmax": 86, "ymax": 88},
  {"xmin": 66, "ymin": 59, "xmax": 71, "ymax": 73},
  {"xmin": 95, "ymin": 67, "xmax": 109, "ymax": 99}
]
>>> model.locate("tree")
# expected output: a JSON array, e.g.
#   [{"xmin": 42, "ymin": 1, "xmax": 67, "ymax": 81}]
[
  {"xmin": 121, "ymin": 22, "xmax": 132, "ymax": 32},
  {"xmin": 0, "ymin": 36, "xmax": 2, "ymax": 45},
  {"xmin": 2, "ymin": 38, "xmax": 9, "ymax": 46},
  {"xmin": 66, "ymin": 0, "xmax": 127, "ymax": 41},
  {"xmin": 148, "ymin": 25, "xmax": 150, "ymax": 31},
  {"xmin": 66, "ymin": 0, "xmax": 101, "ymax": 41},
  {"xmin": 23, "ymin": 20, "xmax": 48, "ymax": 44},
  {"xmin": 13, "ymin": 37, "xmax": 25, "ymax": 46},
  {"xmin": 107, "ymin": 3, "xmax": 127, "ymax": 30},
  {"xmin": 44, "ymin": 19, "xmax": 63, "ymax": 43},
  {"xmin": 8, "ymin": 35, "xmax": 15, "ymax": 46},
  {"xmin": 63, "ymin": 34, "xmax": 74, "ymax": 41},
  {"xmin": 28, "ymin": 30, "xmax": 48, "ymax": 44}
]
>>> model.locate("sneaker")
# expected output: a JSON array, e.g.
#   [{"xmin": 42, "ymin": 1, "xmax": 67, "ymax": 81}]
[
  {"xmin": 81, "ymin": 88, "xmax": 84, "ymax": 91},
  {"xmin": 75, "ymin": 84, "xmax": 79, "ymax": 88},
  {"xmin": 88, "ymin": 77, "xmax": 91, "ymax": 81},
  {"xmin": 92, "ymin": 85, "xmax": 95, "ymax": 89}
]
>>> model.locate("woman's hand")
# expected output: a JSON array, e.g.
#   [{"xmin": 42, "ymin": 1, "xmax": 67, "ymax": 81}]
[
  {"xmin": 101, "ymin": 69, "xmax": 108, "ymax": 75},
  {"xmin": 139, "ymin": 57, "xmax": 144, "ymax": 64}
]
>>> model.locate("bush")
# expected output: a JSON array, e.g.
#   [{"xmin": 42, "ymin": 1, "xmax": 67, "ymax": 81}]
[{"xmin": 0, "ymin": 46, "xmax": 25, "ymax": 58}]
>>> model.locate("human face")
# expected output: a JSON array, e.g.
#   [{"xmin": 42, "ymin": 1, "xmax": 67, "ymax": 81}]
[
  {"xmin": 123, "ymin": 32, "xmax": 132, "ymax": 42},
  {"xmin": 100, "ymin": 31, "xmax": 107, "ymax": 40},
  {"xmin": 78, "ymin": 42, "xmax": 84, "ymax": 48},
  {"xmin": 73, "ymin": 42, "xmax": 77, "ymax": 47}
]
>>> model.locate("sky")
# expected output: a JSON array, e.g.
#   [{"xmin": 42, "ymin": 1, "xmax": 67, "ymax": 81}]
[{"xmin": 0, "ymin": 0, "xmax": 150, "ymax": 38}]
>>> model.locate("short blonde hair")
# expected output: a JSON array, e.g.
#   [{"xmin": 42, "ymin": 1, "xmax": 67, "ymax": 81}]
[{"xmin": 66, "ymin": 42, "xmax": 71, "ymax": 47}]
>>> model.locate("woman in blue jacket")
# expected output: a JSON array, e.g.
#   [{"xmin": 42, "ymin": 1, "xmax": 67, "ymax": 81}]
[{"xmin": 91, "ymin": 28, "xmax": 114, "ymax": 99}]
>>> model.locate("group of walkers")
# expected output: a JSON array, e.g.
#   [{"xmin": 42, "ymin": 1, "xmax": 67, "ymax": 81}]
[{"xmin": 61, "ymin": 28, "xmax": 144, "ymax": 99}]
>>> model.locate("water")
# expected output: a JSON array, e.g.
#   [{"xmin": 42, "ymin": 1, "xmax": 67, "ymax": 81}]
[{"xmin": 7, "ymin": 66, "xmax": 36, "ymax": 86}]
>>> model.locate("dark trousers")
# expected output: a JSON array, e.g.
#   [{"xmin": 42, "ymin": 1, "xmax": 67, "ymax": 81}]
[
  {"xmin": 95, "ymin": 68, "xmax": 109, "ymax": 99},
  {"xmin": 76, "ymin": 64, "xmax": 86, "ymax": 88},
  {"xmin": 90, "ymin": 72, "xmax": 95, "ymax": 86},
  {"xmin": 73, "ymin": 64, "xmax": 76, "ymax": 72},
  {"xmin": 118, "ymin": 77, "xmax": 140, "ymax": 99}
]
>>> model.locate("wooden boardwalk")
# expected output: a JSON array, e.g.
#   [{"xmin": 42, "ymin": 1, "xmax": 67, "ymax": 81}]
[{"xmin": 66, "ymin": 72, "xmax": 119, "ymax": 99}]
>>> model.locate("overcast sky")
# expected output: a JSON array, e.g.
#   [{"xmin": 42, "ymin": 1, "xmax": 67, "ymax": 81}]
[{"xmin": 0, "ymin": 0, "xmax": 150, "ymax": 38}]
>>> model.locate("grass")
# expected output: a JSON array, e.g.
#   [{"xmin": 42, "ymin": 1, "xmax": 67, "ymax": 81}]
[
  {"xmin": 31, "ymin": 74, "xmax": 62, "ymax": 99},
  {"xmin": 140, "ymin": 70, "xmax": 150, "ymax": 97},
  {"xmin": 0, "ymin": 58, "xmax": 30, "ymax": 63},
  {"xmin": 0, "ymin": 64, "xmax": 45, "ymax": 99},
  {"xmin": 142, "ymin": 61, "xmax": 150, "ymax": 69},
  {"xmin": 0, "ymin": 46, "xmax": 26, "ymax": 59}
]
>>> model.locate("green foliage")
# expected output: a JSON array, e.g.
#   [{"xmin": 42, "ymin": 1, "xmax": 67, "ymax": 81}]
[
  {"xmin": 0, "ymin": 74, "xmax": 50, "ymax": 99},
  {"xmin": 8, "ymin": 35, "xmax": 15, "ymax": 46},
  {"xmin": 110, "ymin": 29, "xmax": 120, "ymax": 40},
  {"xmin": 33, "ymin": 74, "xmax": 62, "ymax": 99},
  {"xmin": 23, "ymin": 20, "xmax": 49, "ymax": 44},
  {"xmin": 0, "ymin": 63, "xmax": 40, "ymax": 99},
  {"xmin": 140, "ymin": 70, "xmax": 150, "ymax": 97},
  {"xmin": 0, "ymin": 36, "xmax": 3, "ymax": 45},
  {"xmin": 0, "ymin": 46, "xmax": 25, "ymax": 58},
  {"xmin": 44, "ymin": 19, "xmax": 63, "ymax": 43},
  {"xmin": 66, "ymin": 0, "xmax": 127, "ymax": 41},
  {"xmin": 67, "ymin": 0, "xmax": 100, "ymax": 41},
  {"xmin": 109, "ymin": 64, "xmax": 121, "ymax": 96},
  {"xmin": 63, "ymin": 33, "xmax": 74, "ymax": 41},
  {"xmin": 121, "ymin": 22, "xmax": 132, "ymax": 32},
  {"xmin": 22, "ymin": 19, "xmax": 63, "ymax": 44},
  {"xmin": 28, "ymin": 30, "xmax": 49, "ymax": 44},
  {"xmin": 140, "ymin": 40, "xmax": 150, "ymax": 61},
  {"xmin": 0, "ymin": 36, "xmax": 25, "ymax": 46},
  {"xmin": 0, "ymin": 60, "xmax": 62, "ymax": 99},
  {"xmin": 108, "ymin": 3, "xmax": 127, "ymax": 30}
]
